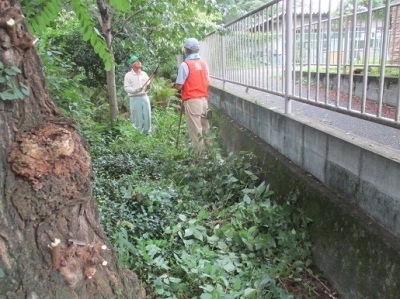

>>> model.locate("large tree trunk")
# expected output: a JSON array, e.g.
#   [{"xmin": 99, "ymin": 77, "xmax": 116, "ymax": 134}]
[{"xmin": 0, "ymin": 1, "xmax": 142, "ymax": 297}]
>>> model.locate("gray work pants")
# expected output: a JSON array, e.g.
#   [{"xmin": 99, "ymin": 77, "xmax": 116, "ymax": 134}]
[{"xmin": 129, "ymin": 95, "xmax": 152, "ymax": 134}]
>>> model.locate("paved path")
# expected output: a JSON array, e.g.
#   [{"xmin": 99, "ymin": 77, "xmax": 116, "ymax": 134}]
[{"xmin": 211, "ymin": 80, "xmax": 400, "ymax": 153}]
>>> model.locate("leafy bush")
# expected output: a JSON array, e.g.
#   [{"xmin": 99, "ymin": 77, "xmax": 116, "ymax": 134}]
[
  {"xmin": 88, "ymin": 107, "xmax": 321, "ymax": 298},
  {"xmin": 149, "ymin": 77, "xmax": 180, "ymax": 108}
]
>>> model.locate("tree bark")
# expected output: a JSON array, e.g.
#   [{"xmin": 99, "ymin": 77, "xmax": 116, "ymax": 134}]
[
  {"xmin": 0, "ymin": 1, "xmax": 142, "ymax": 297},
  {"xmin": 97, "ymin": 0, "xmax": 119, "ymax": 123}
]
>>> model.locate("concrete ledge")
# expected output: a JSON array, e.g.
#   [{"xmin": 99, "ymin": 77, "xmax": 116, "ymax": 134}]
[
  {"xmin": 209, "ymin": 85, "xmax": 400, "ymax": 238},
  {"xmin": 210, "ymin": 102, "xmax": 400, "ymax": 298}
]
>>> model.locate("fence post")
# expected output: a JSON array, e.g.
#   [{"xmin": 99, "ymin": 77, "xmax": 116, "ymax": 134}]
[
  {"xmin": 222, "ymin": 34, "xmax": 227, "ymax": 90},
  {"xmin": 285, "ymin": 0, "xmax": 293, "ymax": 114}
]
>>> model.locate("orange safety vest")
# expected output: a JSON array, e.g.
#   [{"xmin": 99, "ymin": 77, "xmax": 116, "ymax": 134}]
[{"xmin": 181, "ymin": 59, "xmax": 209, "ymax": 101}]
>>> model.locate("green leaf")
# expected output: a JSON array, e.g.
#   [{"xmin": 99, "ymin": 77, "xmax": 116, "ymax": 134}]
[
  {"xmin": 207, "ymin": 235, "xmax": 219, "ymax": 244},
  {"xmin": 4, "ymin": 68, "xmax": 18, "ymax": 76},
  {"xmin": 14, "ymin": 89, "xmax": 24, "ymax": 99},
  {"xmin": 222, "ymin": 260, "xmax": 235, "ymax": 272},
  {"xmin": 244, "ymin": 170, "xmax": 258, "ymax": 180},
  {"xmin": 27, "ymin": 0, "xmax": 62, "ymax": 34},
  {"xmin": 228, "ymin": 175, "xmax": 239, "ymax": 183},
  {"xmin": 217, "ymin": 241, "xmax": 229, "ymax": 251},
  {"xmin": 178, "ymin": 214, "xmax": 187, "ymax": 221},
  {"xmin": 0, "ymin": 90, "xmax": 19, "ymax": 100},
  {"xmin": 9, "ymin": 66, "xmax": 21, "ymax": 73},
  {"xmin": 110, "ymin": 0, "xmax": 131, "ymax": 12},
  {"xmin": 82, "ymin": 27, "xmax": 92, "ymax": 41},
  {"xmin": 184, "ymin": 228, "xmax": 193, "ymax": 237},
  {"xmin": 93, "ymin": 27, "xmax": 103, "ymax": 37},
  {"xmin": 244, "ymin": 288, "xmax": 256, "ymax": 297},
  {"xmin": 256, "ymin": 181, "xmax": 266, "ymax": 194},
  {"xmin": 121, "ymin": 221, "xmax": 134, "ymax": 228},
  {"xmin": 193, "ymin": 228, "xmax": 203, "ymax": 241},
  {"xmin": 104, "ymin": 59, "xmax": 112, "ymax": 71},
  {"xmin": 232, "ymin": 278, "xmax": 242, "ymax": 291},
  {"xmin": 242, "ymin": 188, "xmax": 254, "ymax": 194},
  {"xmin": 198, "ymin": 209, "xmax": 209, "ymax": 220},
  {"xmin": 168, "ymin": 277, "xmax": 182, "ymax": 283}
]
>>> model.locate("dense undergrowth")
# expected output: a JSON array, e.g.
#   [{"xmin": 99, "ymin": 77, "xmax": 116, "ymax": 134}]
[
  {"xmin": 35, "ymin": 9, "xmax": 338, "ymax": 298},
  {"xmin": 84, "ymin": 104, "xmax": 336, "ymax": 299}
]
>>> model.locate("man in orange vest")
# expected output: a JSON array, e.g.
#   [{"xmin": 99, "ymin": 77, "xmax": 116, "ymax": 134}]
[{"xmin": 175, "ymin": 38, "xmax": 210, "ymax": 154}]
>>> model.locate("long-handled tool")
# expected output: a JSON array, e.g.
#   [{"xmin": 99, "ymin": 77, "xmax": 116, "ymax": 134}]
[
  {"xmin": 141, "ymin": 65, "xmax": 159, "ymax": 91},
  {"xmin": 176, "ymin": 99, "xmax": 184, "ymax": 148}
]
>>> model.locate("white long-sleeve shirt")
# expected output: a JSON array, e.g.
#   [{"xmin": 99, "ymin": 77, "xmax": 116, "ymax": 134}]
[{"xmin": 124, "ymin": 69, "xmax": 150, "ymax": 97}]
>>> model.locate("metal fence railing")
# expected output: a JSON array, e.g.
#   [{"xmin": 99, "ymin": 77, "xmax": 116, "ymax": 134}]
[{"xmin": 202, "ymin": 0, "xmax": 400, "ymax": 128}]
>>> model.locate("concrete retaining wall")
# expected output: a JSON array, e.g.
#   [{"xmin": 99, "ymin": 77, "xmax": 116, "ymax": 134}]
[
  {"xmin": 296, "ymin": 71, "xmax": 400, "ymax": 107},
  {"xmin": 209, "ymin": 85, "xmax": 400, "ymax": 298}
]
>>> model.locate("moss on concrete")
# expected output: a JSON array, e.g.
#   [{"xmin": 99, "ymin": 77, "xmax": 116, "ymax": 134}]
[{"xmin": 212, "ymin": 107, "xmax": 400, "ymax": 299}]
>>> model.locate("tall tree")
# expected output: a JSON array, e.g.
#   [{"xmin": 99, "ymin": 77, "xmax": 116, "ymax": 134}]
[
  {"xmin": 96, "ymin": 0, "xmax": 119, "ymax": 122},
  {"xmin": 22, "ymin": 0, "xmax": 222, "ymax": 124},
  {"xmin": 0, "ymin": 0, "xmax": 143, "ymax": 297}
]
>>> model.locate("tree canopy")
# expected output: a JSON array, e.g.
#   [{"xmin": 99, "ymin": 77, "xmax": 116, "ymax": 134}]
[{"xmin": 21, "ymin": 0, "xmax": 223, "ymax": 72}]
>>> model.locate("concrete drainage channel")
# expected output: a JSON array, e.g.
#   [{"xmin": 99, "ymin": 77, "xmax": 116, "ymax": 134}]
[{"xmin": 209, "ymin": 88, "xmax": 400, "ymax": 298}]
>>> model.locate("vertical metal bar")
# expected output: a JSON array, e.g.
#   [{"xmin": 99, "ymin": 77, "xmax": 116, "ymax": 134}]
[
  {"xmin": 378, "ymin": 0, "xmax": 391, "ymax": 117},
  {"xmin": 397, "ymin": 70, "xmax": 400, "ymax": 122},
  {"xmin": 315, "ymin": 0, "xmax": 322, "ymax": 102},
  {"xmin": 342, "ymin": 16, "xmax": 348, "ymax": 74},
  {"xmin": 372, "ymin": 13, "xmax": 379, "ymax": 64},
  {"xmin": 222, "ymin": 34, "xmax": 227, "ymax": 89},
  {"xmin": 249, "ymin": 16, "xmax": 252, "ymax": 87},
  {"xmin": 361, "ymin": 0, "xmax": 377, "ymax": 113},
  {"xmin": 255, "ymin": 12, "xmax": 258, "ymax": 88},
  {"xmin": 237, "ymin": 22, "xmax": 240, "ymax": 83},
  {"xmin": 226, "ymin": 25, "xmax": 230, "ymax": 82},
  {"xmin": 394, "ymin": 6, "xmax": 400, "ymax": 65},
  {"xmin": 257, "ymin": 11, "xmax": 263, "ymax": 88},
  {"xmin": 266, "ymin": 7, "xmax": 270, "ymax": 90},
  {"xmin": 246, "ymin": 16, "xmax": 250, "ymax": 86},
  {"xmin": 286, "ymin": 0, "xmax": 293, "ymax": 114},
  {"xmin": 208, "ymin": 36, "xmax": 212, "ymax": 76},
  {"xmin": 231, "ymin": 24, "xmax": 234, "ymax": 82},
  {"xmin": 325, "ymin": 0, "xmax": 332, "ymax": 104},
  {"xmin": 390, "ymin": 5, "xmax": 399, "ymax": 65},
  {"xmin": 281, "ymin": 3, "xmax": 285, "ymax": 93},
  {"xmin": 242, "ymin": 20, "xmax": 246, "ymax": 84},
  {"xmin": 231, "ymin": 23, "xmax": 234, "ymax": 80},
  {"xmin": 293, "ymin": 2, "xmax": 297, "ymax": 98},
  {"xmin": 336, "ymin": 0, "xmax": 344, "ymax": 107},
  {"xmin": 362, "ymin": 0, "xmax": 373, "ymax": 113},
  {"xmin": 348, "ymin": 0, "xmax": 357, "ymax": 110},
  {"xmin": 300, "ymin": 1, "xmax": 305, "ymax": 97},
  {"xmin": 240, "ymin": 21, "xmax": 244, "ymax": 84},
  {"xmin": 252, "ymin": 14, "xmax": 255, "ymax": 88},
  {"xmin": 237, "ymin": 23, "xmax": 241, "ymax": 83},
  {"xmin": 275, "ymin": 4, "xmax": 279, "ymax": 92},
  {"xmin": 307, "ymin": 0, "xmax": 313, "ymax": 100},
  {"xmin": 270, "ymin": 5, "xmax": 275, "ymax": 90},
  {"xmin": 262, "ymin": 8, "xmax": 266, "ymax": 90},
  {"xmin": 241, "ymin": 19, "xmax": 245, "ymax": 85}
]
